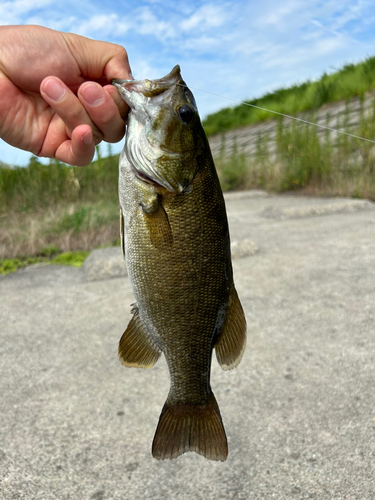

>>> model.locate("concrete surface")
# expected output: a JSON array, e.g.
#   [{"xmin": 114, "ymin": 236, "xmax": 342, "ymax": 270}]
[
  {"xmin": 1, "ymin": 191, "xmax": 375, "ymax": 500},
  {"xmin": 83, "ymin": 247, "xmax": 127, "ymax": 282}
]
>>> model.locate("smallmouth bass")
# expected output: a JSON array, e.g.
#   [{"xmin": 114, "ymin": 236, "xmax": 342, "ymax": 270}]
[{"xmin": 112, "ymin": 66, "xmax": 246, "ymax": 461}]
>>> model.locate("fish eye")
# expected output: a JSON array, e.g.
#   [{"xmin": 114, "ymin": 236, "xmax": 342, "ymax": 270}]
[{"xmin": 177, "ymin": 104, "xmax": 194, "ymax": 125}]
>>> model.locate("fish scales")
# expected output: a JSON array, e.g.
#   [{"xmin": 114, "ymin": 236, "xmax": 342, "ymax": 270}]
[
  {"xmin": 113, "ymin": 66, "xmax": 246, "ymax": 461},
  {"xmin": 123, "ymin": 154, "xmax": 230, "ymax": 401}
]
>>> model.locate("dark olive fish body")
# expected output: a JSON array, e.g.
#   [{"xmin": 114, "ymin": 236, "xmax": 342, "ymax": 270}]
[{"xmin": 113, "ymin": 67, "xmax": 246, "ymax": 461}]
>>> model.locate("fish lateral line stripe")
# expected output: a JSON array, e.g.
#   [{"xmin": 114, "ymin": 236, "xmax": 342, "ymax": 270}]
[{"xmin": 176, "ymin": 83, "xmax": 375, "ymax": 145}]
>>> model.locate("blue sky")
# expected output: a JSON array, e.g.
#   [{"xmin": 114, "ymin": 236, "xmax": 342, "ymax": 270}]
[{"xmin": 1, "ymin": 0, "xmax": 375, "ymax": 166}]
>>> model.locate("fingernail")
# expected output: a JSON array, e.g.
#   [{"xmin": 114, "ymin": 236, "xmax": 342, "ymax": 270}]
[
  {"xmin": 81, "ymin": 84, "xmax": 104, "ymax": 106},
  {"xmin": 82, "ymin": 129, "xmax": 93, "ymax": 146},
  {"xmin": 43, "ymin": 78, "xmax": 65, "ymax": 102}
]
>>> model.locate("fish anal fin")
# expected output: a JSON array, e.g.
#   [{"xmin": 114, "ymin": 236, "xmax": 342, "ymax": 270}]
[
  {"xmin": 119, "ymin": 304, "xmax": 161, "ymax": 368},
  {"xmin": 152, "ymin": 392, "xmax": 228, "ymax": 461},
  {"xmin": 215, "ymin": 284, "xmax": 247, "ymax": 371}
]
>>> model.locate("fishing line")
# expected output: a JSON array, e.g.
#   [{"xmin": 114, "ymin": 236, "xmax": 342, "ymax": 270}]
[{"xmin": 178, "ymin": 83, "xmax": 375, "ymax": 145}]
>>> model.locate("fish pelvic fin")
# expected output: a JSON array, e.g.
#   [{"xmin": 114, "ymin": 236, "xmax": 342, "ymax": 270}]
[
  {"xmin": 119, "ymin": 304, "xmax": 161, "ymax": 368},
  {"xmin": 152, "ymin": 392, "xmax": 228, "ymax": 461},
  {"xmin": 215, "ymin": 284, "xmax": 247, "ymax": 370}
]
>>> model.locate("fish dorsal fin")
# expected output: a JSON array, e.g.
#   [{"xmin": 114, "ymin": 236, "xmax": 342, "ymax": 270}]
[
  {"xmin": 119, "ymin": 304, "xmax": 161, "ymax": 368},
  {"xmin": 120, "ymin": 208, "xmax": 125, "ymax": 258},
  {"xmin": 215, "ymin": 285, "xmax": 247, "ymax": 370}
]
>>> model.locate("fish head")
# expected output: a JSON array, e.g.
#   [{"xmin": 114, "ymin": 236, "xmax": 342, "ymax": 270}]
[{"xmin": 113, "ymin": 66, "xmax": 205, "ymax": 195}]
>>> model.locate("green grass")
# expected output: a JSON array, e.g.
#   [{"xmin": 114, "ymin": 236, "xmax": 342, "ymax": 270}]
[
  {"xmin": 0, "ymin": 145, "xmax": 119, "ymax": 212},
  {"xmin": 215, "ymin": 138, "xmax": 248, "ymax": 191},
  {"xmin": 202, "ymin": 56, "xmax": 375, "ymax": 136},
  {"xmin": 215, "ymin": 97, "xmax": 375, "ymax": 199},
  {"xmin": 0, "ymin": 250, "xmax": 90, "ymax": 275},
  {"xmin": 50, "ymin": 251, "xmax": 90, "ymax": 267},
  {"xmin": 0, "ymin": 199, "xmax": 120, "ymax": 260},
  {"xmin": 0, "ymin": 145, "xmax": 120, "ymax": 260}
]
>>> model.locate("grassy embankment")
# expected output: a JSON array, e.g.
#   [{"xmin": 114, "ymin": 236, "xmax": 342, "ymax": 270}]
[
  {"xmin": 0, "ymin": 146, "xmax": 119, "ymax": 272},
  {"xmin": 1, "ymin": 56, "xmax": 375, "ymax": 272},
  {"xmin": 207, "ymin": 55, "xmax": 375, "ymax": 196},
  {"xmin": 203, "ymin": 56, "xmax": 375, "ymax": 135},
  {"xmin": 215, "ymin": 96, "xmax": 375, "ymax": 196}
]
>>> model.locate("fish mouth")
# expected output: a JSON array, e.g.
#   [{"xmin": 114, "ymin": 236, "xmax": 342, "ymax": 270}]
[
  {"xmin": 112, "ymin": 65, "xmax": 182, "ymax": 103},
  {"xmin": 111, "ymin": 66, "xmax": 184, "ymax": 118}
]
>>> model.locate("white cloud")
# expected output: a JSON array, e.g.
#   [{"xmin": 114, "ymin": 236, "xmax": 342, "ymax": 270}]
[
  {"xmin": 311, "ymin": 19, "xmax": 323, "ymax": 28},
  {"xmin": 180, "ymin": 3, "xmax": 228, "ymax": 31},
  {"xmin": 72, "ymin": 14, "xmax": 131, "ymax": 38},
  {"xmin": 259, "ymin": 0, "xmax": 302, "ymax": 27},
  {"xmin": 313, "ymin": 35, "xmax": 348, "ymax": 56},
  {"xmin": 23, "ymin": 15, "xmax": 77, "ymax": 32},
  {"xmin": 181, "ymin": 35, "xmax": 221, "ymax": 51},
  {"xmin": 330, "ymin": 2, "xmax": 363, "ymax": 32},
  {"xmin": 134, "ymin": 6, "xmax": 177, "ymax": 39},
  {"xmin": 0, "ymin": 0, "xmax": 54, "ymax": 25},
  {"xmin": 130, "ymin": 59, "xmax": 160, "ymax": 81}
]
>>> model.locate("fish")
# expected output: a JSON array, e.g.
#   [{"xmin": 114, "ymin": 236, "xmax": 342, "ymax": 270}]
[{"xmin": 112, "ymin": 66, "xmax": 246, "ymax": 461}]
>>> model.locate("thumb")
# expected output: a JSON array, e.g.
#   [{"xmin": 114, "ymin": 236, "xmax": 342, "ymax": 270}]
[{"xmin": 63, "ymin": 33, "xmax": 133, "ymax": 83}]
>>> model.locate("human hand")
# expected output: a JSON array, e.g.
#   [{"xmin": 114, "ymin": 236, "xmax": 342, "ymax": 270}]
[{"xmin": 0, "ymin": 25, "xmax": 132, "ymax": 166}]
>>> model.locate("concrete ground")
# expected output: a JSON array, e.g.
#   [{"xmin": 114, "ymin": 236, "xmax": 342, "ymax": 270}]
[{"xmin": 1, "ymin": 191, "xmax": 374, "ymax": 500}]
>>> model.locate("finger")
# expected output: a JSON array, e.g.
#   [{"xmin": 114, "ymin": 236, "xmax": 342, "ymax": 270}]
[
  {"xmin": 54, "ymin": 124, "xmax": 95, "ymax": 166},
  {"xmin": 78, "ymin": 81, "xmax": 126, "ymax": 143},
  {"xmin": 64, "ymin": 34, "xmax": 133, "ymax": 82},
  {"xmin": 103, "ymin": 44, "xmax": 133, "ymax": 81},
  {"xmin": 104, "ymin": 84, "xmax": 129, "ymax": 121},
  {"xmin": 40, "ymin": 76, "xmax": 103, "ymax": 143}
]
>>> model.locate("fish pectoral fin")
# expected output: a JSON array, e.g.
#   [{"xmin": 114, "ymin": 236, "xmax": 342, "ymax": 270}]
[
  {"xmin": 152, "ymin": 392, "xmax": 228, "ymax": 461},
  {"xmin": 215, "ymin": 284, "xmax": 247, "ymax": 371},
  {"xmin": 140, "ymin": 192, "xmax": 159, "ymax": 214},
  {"xmin": 119, "ymin": 304, "xmax": 161, "ymax": 368},
  {"xmin": 144, "ymin": 201, "xmax": 173, "ymax": 250}
]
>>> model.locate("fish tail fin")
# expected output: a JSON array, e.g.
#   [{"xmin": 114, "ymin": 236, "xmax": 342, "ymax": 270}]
[{"xmin": 152, "ymin": 392, "xmax": 228, "ymax": 461}]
